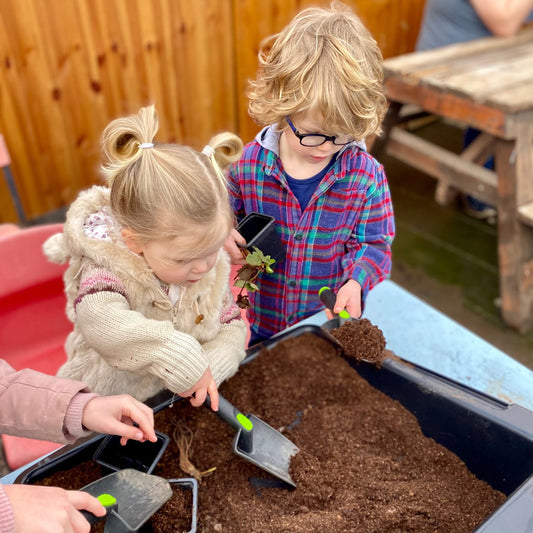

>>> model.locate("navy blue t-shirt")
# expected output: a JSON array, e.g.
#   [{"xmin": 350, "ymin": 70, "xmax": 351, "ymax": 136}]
[{"xmin": 285, "ymin": 158, "xmax": 335, "ymax": 210}]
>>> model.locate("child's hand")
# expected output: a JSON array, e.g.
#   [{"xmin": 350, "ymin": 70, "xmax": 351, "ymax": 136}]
[
  {"xmin": 4, "ymin": 484, "xmax": 106, "ymax": 533},
  {"xmin": 179, "ymin": 367, "xmax": 219, "ymax": 411},
  {"xmin": 82, "ymin": 394, "xmax": 157, "ymax": 446},
  {"xmin": 335, "ymin": 280, "xmax": 362, "ymax": 318},
  {"xmin": 224, "ymin": 229, "xmax": 247, "ymax": 265}
]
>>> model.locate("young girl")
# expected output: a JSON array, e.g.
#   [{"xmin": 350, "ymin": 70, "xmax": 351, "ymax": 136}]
[
  {"xmin": 44, "ymin": 105, "xmax": 247, "ymax": 410},
  {"xmin": 225, "ymin": 2, "xmax": 395, "ymax": 344}
]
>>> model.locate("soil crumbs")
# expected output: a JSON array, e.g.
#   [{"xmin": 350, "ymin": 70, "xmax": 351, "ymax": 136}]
[
  {"xmin": 329, "ymin": 318, "xmax": 386, "ymax": 364},
  {"xmin": 40, "ymin": 332, "xmax": 505, "ymax": 532}
]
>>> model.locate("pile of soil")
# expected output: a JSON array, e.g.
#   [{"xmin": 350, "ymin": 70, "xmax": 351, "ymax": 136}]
[
  {"xmin": 329, "ymin": 318, "xmax": 386, "ymax": 364},
  {"xmin": 37, "ymin": 330, "xmax": 505, "ymax": 532}
]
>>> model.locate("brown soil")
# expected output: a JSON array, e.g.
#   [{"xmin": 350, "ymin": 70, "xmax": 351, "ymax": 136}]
[
  {"xmin": 329, "ymin": 318, "xmax": 386, "ymax": 364},
  {"xmin": 37, "ymin": 331, "xmax": 505, "ymax": 532}
]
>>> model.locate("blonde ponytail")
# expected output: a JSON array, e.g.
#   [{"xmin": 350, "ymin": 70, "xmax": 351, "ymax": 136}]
[
  {"xmin": 99, "ymin": 106, "xmax": 242, "ymax": 245},
  {"xmin": 101, "ymin": 105, "xmax": 159, "ymax": 187},
  {"xmin": 202, "ymin": 132, "xmax": 243, "ymax": 186}
]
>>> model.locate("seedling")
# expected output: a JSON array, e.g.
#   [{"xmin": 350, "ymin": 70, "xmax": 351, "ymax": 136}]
[{"xmin": 234, "ymin": 246, "xmax": 276, "ymax": 309}]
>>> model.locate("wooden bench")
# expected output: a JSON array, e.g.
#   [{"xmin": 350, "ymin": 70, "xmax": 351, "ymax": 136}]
[{"xmin": 373, "ymin": 28, "xmax": 533, "ymax": 332}]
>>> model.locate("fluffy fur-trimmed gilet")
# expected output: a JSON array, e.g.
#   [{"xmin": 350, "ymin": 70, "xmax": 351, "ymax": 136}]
[{"xmin": 44, "ymin": 186, "xmax": 246, "ymax": 401}]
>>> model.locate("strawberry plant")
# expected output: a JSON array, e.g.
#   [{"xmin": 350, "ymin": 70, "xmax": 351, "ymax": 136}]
[{"xmin": 234, "ymin": 247, "xmax": 276, "ymax": 309}]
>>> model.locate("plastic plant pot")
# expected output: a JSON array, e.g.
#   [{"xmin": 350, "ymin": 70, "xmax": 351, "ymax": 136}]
[
  {"xmin": 168, "ymin": 478, "xmax": 199, "ymax": 533},
  {"xmin": 236, "ymin": 212, "xmax": 286, "ymax": 263},
  {"xmin": 14, "ymin": 431, "xmax": 198, "ymax": 532},
  {"xmin": 93, "ymin": 430, "xmax": 170, "ymax": 474}
]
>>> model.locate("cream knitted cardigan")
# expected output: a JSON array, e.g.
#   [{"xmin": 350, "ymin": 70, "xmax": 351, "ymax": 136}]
[{"xmin": 44, "ymin": 186, "xmax": 247, "ymax": 402}]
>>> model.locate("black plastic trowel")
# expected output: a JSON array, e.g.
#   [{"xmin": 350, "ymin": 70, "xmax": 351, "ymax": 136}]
[
  {"xmin": 319, "ymin": 286, "xmax": 353, "ymax": 329},
  {"xmin": 205, "ymin": 393, "xmax": 299, "ymax": 487},
  {"xmin": 80, "ymin": 468, "xmax": 173, "ymax": 532}
]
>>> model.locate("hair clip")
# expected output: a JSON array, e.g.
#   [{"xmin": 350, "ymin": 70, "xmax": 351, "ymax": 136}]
[
  {"xmin": 139, "ymin": 142, "xmax": 154, "ymax": 149},
  {"xmin": 202, "ymin": 145, "xmax": 215, "ymax": 157}
]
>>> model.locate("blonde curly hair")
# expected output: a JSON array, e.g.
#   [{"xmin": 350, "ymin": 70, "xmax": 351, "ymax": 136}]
[
  {"xmin": 100, "ymin": 105, "xmax": 242, "ymax": 244},
  {"xmin": 248, "ymin": 1, "xmax": 387, "ymax": 140}
]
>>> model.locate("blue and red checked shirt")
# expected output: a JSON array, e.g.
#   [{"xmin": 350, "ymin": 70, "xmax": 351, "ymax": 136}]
[{"xmin": 227, "ymin": 125, "xmax": 395, "ymax": 338}]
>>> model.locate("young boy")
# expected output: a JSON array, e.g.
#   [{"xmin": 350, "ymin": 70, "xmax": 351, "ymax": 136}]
[{"xmin": 225, "ymin": 2, "xmax": 395, "ymax": 344}]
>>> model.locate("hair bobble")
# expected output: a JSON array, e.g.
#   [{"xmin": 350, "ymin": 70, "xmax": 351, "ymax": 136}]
[
  {"xmin": 139, "ymin": 142, "xmax": 154, "ymax": 149},
  {"xmin": 202, "ymin": 145, "xmax": 215, "ymax": 157}
]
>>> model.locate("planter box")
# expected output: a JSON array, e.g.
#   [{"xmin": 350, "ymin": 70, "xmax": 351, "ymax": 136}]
[
  {"xmin": 14, "ymin": 325, "xmax": 533, "ymax": 532},
  {"xmin": 246, "ymin": 326, "xmax": 533, "ymax": 532}
]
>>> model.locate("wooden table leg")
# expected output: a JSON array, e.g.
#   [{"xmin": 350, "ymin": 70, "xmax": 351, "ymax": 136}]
[{"xmin": 496, "ymin": 123, "xmax": 533, "ymax": 331}]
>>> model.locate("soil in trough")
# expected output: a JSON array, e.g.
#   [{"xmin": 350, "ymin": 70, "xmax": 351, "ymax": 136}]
[{"xmin": 38, "ymin": 330, "xmax": 505, "ymax": 532}]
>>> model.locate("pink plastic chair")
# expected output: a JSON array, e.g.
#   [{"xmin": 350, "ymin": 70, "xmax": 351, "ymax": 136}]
[
  {"xmin": 0, "ymin": 223, "xmax": 70, "ymax": 469},
  {"xmin": 0, "ymin": 224, "xmax": 20, "ymax": 238}
]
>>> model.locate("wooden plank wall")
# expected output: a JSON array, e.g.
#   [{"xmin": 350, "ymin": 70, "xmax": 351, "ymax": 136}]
[{"xmin": 0, "ymin": 0, "xmax": 424, "ymax": 223}]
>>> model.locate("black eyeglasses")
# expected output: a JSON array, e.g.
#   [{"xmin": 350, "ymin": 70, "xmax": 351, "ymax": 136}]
[{"xmin": 285, "ymin": 117, "xmax": 353, "ymax": 147}]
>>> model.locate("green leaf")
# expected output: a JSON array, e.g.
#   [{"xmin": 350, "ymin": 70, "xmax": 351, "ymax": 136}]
[
  {"xmin": 232, "ymin": 245, "xmax": 276, "ymax": 300},
  {"xmin": 246, "ymin": 282, "xmax": 259, "ymax": 291},
  {"xmin": 246, "ymin": 254, "xmax": 262, "ymax": 267}
]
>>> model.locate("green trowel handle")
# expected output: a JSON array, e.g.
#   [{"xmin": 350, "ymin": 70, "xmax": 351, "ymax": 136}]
[
  {"xmin": 80, "ymin": 493, "xmax": 117, "ymax": 525},
  {"xmin": 319, "ymin": 287, "xmax": 350, "ymax": 319},
  {"xmin": 205, "ymin": 393, "xmax": 254, "ymax": 453}
]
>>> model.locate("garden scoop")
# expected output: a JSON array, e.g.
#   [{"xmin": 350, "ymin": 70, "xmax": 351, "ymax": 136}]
[
  {"xmin": 80, "ymin": 468, "xmax": 173, "ymax": 532},
  {"xmin": 319, "ymin": 286, "xmax": 354, "ymax": 330},
  {"xmin": 319, "ymin": 287, "xmax": 386, "ymax": 365},
  {"xmin": 205, "ymin": 393, "xmax": 299, "ymax": 487}
]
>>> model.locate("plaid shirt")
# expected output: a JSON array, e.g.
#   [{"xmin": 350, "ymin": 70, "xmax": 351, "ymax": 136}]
[{"xmin": 227, "ymin": 126, "xmax": 395, "ymax": 337}]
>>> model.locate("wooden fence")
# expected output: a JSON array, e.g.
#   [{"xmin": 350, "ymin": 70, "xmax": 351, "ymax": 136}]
[{"xmin": 0, "ymin": 0, "xmax": 424, "ymax": 223}]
